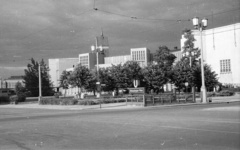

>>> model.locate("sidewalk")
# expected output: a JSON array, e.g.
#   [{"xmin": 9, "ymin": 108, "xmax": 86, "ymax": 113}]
[{"xmin": 0, "ymin": 94, "xmax": 239, "ymax": 110}]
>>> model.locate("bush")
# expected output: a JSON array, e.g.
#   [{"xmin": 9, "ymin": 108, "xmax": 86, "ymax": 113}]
[
  {"xmin": 17, "ymin": 93, "xmax": 26, "ymax": 102},
  {"xmin": 10, "ymin": 95, "xmax": 18, "ymax": 104},
  {"xmin": 0, "ymin": 96, "xmax": 10, "ymax": 104},
  {"xmin": 218, "ymin": 90, "xmax": 235, "ymax": 96},
  {"xmin": 39, "ymin": 97, "xmax": 126, "ymax": 105},
  {"xmin": 61, "ymin": 99, "xmax": 78, "ymax": 105},
  {"xmin": 39, "ymin": 98, "xmax": 61, "ymax": 105},
  {"xmin": 77, "ymin": 100, "xmax": 97, "ymax": 105}
]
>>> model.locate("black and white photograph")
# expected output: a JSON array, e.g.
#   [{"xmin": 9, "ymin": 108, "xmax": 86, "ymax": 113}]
[{"xmin": 0, "ymin": 0, "xmax": 240, "ymax": 149}]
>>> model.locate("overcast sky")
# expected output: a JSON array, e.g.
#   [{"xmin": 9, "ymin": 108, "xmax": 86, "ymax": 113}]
[{"xmin": 0, "ymin": 0, "xmax": 239, "ymax": 78}]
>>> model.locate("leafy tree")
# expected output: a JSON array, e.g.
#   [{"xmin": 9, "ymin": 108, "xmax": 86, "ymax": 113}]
[
  {"xmin": 172, "ymin": 60, "xmax": 192, "ymax": 92},
  {"xmin": 191, "ymin": 64, "xmax": 219, "ymax": 92},
  {"xmin": 23, "ymin": 58, "xmax": 54, "ymax": 97},
  {"xmin": 15, "ymin": 82, "xmax": 26, "ymax": 102},
  {"xmin": 109, "ymin": 64, "xmax": 128, "ymax": 91},
  {"xmin": 69, "ymin": 64, "xmax": 92, "ymax": 95},
  {"xmin": 122, "ymin": 61, "xmax": 143, "ymax": 87},
  {"xmin": 171, "ymin": 29, "xmax": 219, "ymax": 92},
  {"xmin": 98, "ymin": 67, "xmax": 115, "ymax": 92},
  {"xmin": 143, "ymin": 64, "xmax": 168, "ymax": 94},
  {"xmin": 85, "ymin": 70, "xmax": 97, "ymax": 95},
  {"xmin": 85, "ymin": 68, "xmax": 115, "ymax": 95},
  {"xmin": 153, "ymin": 45, "xmax": 176, "ymax": 69},
  {"xmin": 172, "ymin": 60, "xmax": 219, "ymax": 92},
  {"xmin": 59, "ymin": 70, "xmax": 71, "ymax": 97},
  {"xmin": 142, "ymin": 45, "xmax": 176, "ymax": 93},
  {"xmin": 181, "ymin": 29, "xmax": 200, "ymax": 66}
]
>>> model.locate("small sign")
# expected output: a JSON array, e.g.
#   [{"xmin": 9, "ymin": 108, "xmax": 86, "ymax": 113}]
[
  {"xmin": 133, "ymin": 80, "xmax": 140, "ymax": 88},
  {"xmin": 128, "ymin": 87, "xmax": 145, "ymax": 94}
]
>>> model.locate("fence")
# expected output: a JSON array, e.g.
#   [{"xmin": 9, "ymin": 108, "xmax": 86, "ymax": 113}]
[{"xmin": 125, "ymin": 93, "xmax": 196, "ymax": 107}]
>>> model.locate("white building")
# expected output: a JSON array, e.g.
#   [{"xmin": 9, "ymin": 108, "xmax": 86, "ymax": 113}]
[
  {"xmin": 130, "ymin": 48, "xmax": 151, "ymax": 67},
  {"xmin": 48, "ymin": 58, "xmax": 79, "ymax": 91},
  {"xmin": 181, "ymin": 23, "xmax": 240, "ymax": 87}
]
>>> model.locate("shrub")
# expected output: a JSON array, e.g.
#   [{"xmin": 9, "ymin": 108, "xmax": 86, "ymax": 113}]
[
  {"xmin": 39, "ymin": 98, "xmax": 61, "ymax": 105},
  {"xmin": 77, "ymin": 100, "xmax": 97, "ymax": 105},
  {"xmin": 0, "ymin": 96, "xmax": 10, "ymax": 104},
  {"xmin": 17, "ymin": 93, "xmax": 26, "ymax": 102},
  {"xmin": 218, "ymin": 90, "xmax": 235, "ymax": 96},
  {"xmin": 61, "ymin": 99, "xmax": 78, "ymax": 105},
  {"xmin": 10, "ymin": 95, "xmax": 18, "ymax": 104}
]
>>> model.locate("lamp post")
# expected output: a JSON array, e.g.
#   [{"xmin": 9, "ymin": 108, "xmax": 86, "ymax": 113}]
[
  {"xmin": 38, "ymin": 64, "xmax": 42, "ymax": 103},
  {"xmin": 192, "ymin": 17, "xmax": 208, "ymax": 103},
  {"xmin": 91, "ymin": 43, "xmax": 109, "ymax": 98}
]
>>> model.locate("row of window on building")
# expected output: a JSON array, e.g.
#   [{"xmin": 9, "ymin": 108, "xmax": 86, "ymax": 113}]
[{"xmin": 220, "ymin": 59, "xmax": 231, "ymax": 73}]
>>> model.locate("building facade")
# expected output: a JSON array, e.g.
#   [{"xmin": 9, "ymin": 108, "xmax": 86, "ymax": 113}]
[
  {"xmin": 181, "ymin": 23, "xmax": 240, "ymax": 87},
  {"xmin": 79, "ymin": 52, "xmax": 105, "ymax": 69},
  {"xmin": 48, "ymin": 58, "xmax": 79, "ymax": 90},
  {"xmin": 0, "ymin": 76, "xmax": 24, "ymax": 89},
  {"xmin": 130, "ymin": 47, "xmax": 151, "ymax": 67}
]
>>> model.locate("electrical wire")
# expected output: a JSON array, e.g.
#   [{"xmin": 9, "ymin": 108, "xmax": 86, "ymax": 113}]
[{"xmin": 93, "ymin": 7, "xmax": 189, "ymax": 22}]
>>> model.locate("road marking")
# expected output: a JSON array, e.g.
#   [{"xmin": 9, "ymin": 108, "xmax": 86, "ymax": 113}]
[
  {"xmin": 81, "ymin": 120, "xmax": 240, "ymax": 135},
  {"xmin": 158, "ymin": 125, "xmax": 240, "ymax": 135},
  {"xmin": 202, "ymin": 106, "xmax": 240, "ymax": 111}
]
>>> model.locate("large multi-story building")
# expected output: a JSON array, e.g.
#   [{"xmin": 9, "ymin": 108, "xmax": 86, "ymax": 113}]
[{"xmin": 181, "ymin": 23, "xmax": 240, "ymax": 87}]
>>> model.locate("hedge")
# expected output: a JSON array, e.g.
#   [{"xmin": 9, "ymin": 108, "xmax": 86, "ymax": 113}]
[
  {"xmin": 39, "ymin": 97, "xmax": 126, "ymax": 105},
  {"xmin": 0, "ymin": 96, "xmax": 10, "ymax": 104}
]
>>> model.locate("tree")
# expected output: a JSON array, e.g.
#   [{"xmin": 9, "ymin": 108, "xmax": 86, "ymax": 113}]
[
  {"xmin": 69, "ymin": 64, "xmax": 92, "ymax": 95},
  {"xmin": 109, "ymin": 64, "xmax": 128, "ymax": 91},
  {"xmin": 98, "ymin": 67, "xmax": 115, "ymax": 93},
  {"xmin": 191, "ymin": 64, "xmax": 219, "ymax": 92},
  {"xmin": 23, "ymin": 58, "xmax": 54, "ymax": 97},
  {"xmin": 172, "ymin": 61, "xmax": 219, "ymax": 92},
  {"xmin": 153, "ymin": 45, "xmax": 176, "ymax": 69},
  {"xmin": 59, "ymin": 70, "xmax": 71, "ymax": 97},
  {"xmin": 143, "ymin": 45, "xmax": 176, "ymax": 93},
  {"xmin": 181, "ymin": 29, "xmax": 200, "ymax": 66},
  {"xmin": 122, "ymin": 61, "xmax": 143, "ymax": 87},
  {"xmin": 85, "ymin": 68, "xmax": 115, "ymax": 95},
  {"xmin": 15, "ymin": 82, "xmax": 26, "ymax": 102},
  {"xmin": 172, "ymin": 60, "xmax": 192, "ymax": 92},
  {"xmin": 143, "ymin": 64, "xmax": 168, "ymax": 93}
]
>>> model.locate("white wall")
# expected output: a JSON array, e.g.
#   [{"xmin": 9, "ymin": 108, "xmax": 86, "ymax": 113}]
[{"xmin": 181, "ymin": 23, "xmax": 240, "ymax": 86}]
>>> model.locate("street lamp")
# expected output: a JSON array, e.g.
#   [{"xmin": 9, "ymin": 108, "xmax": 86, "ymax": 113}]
[
  {"xmin": 91, "ymin": 44, "xmax": 109, "ymax": 98},
  {"xmin": 38, "ymin": 64, "xmax": 42, "ymax": 103},
  {"xmin": 192, "ymin": 17, "xmax": 208, "ymax": 103}
]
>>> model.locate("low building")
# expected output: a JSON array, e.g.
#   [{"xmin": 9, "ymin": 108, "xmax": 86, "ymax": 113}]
[
  {"xmin": 1, "ymin": 76, "xmax": 24, "ymax": 89},
  {"xmin": 181, "ymin": 23, "xmax": 240, "ymax": 87}
]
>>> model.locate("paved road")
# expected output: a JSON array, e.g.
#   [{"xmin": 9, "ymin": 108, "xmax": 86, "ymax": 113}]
[{"xmin": 0, "ymin": 102, "xmax": 240, "ymax": 150}]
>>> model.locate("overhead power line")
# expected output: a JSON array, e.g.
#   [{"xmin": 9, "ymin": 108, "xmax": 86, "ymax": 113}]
[{"xmin": 93, "ymin": 7, "xmax": 189, "ymax": 22}]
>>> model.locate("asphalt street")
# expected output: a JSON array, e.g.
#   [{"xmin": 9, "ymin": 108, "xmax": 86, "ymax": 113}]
[{"xmin": 0, "ymin": 102, "xmax": 240, "ymax": 150}]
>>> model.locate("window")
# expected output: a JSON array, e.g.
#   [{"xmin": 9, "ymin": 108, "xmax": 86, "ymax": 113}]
[
  {"xmin": 79, "ymin": 56, "xmax": 89, "ymax": 68},
  {"xmin": 220, "ymin": 59, "xmax": 231, "ymax": 73}
]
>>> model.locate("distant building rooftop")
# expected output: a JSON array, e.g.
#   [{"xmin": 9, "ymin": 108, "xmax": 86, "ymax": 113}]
[{"xmin": 8, "ymin": 76, "xmax": 24, "ymax": 80}]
